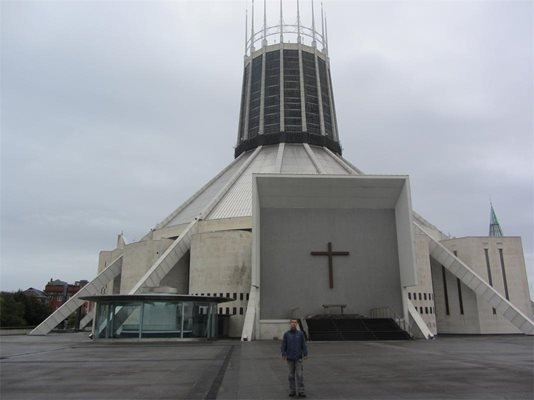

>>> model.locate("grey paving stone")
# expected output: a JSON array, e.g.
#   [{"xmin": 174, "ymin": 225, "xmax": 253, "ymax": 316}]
[{"xmin": 0, "ymin": 333, "xmax": 532, "ymax": 399}]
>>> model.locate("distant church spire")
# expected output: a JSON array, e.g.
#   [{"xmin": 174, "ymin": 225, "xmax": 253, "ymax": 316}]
[{"xmin": 489, "ymin": 203, "xmax": 503, "ymax": 237}]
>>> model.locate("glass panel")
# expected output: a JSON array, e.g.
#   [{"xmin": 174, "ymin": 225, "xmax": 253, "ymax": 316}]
[
  {"xmin": 208, "ymin": 303, "xmax": 217, "ymax": 338},
  {"xmin": 248, "ymin": 55, "xmax": 263, "ymax": 138},
  {"xmin": 95, "ymin": 302, "xmax": 141, "ymax": 339},
  {"xmin": 302, "ymin": 51, "xmax": 320, "ymax": 135},
  {"xmin": 93, "ymin": 300, "xmax": 221, "ymax": 339},
  {"xmin": 111, "ymin": 303, "xmax": 141, "ymax": 339},
  {"xmin": 264, "ymin": 50, "xmax": 280, "ymax": 134},
  {"xmin": 142, "ymin": 301, "xmax": 182, "ymax": 338},
  {"xmin": 238, "ymin": 64, "xmax": 250, "ymax": 141},
  {"xmin": 284, "ymin": 50, "xmax": 302, "ymax": 132},
  {"xmin": 195, "ymin": 302, "xmax": 211, "ymax": 338},
  {"xmin": 95, "ymin": 303, "xmax": 110, "ymax": 339},
  {"xmin": 182, "ymin": 302, "xmax": 193, "ymax": 338},
  {"xmin": 317, "ymin": 58, "xmax": 332, "ymax": 137}
]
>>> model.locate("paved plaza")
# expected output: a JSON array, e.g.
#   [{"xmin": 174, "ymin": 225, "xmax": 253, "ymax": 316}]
[{"xmin": 0, "ymin": 333, "xmax": 532, "ymax": 399}]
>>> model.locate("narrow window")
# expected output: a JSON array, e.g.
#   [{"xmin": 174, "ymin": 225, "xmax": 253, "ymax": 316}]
[
  {"xmin": 454, "ymin": 252, "xmax": 464, "ymax": 314},
  {"xmin": 424, "ymin": 293, "xmax": 427, "ymax": 300},
  {"xmin": 418, "ymin": 293, "xmax": 422, "ymax": 301},
  {"xmin": 240, "ymin": 307, "xmax": 244, "ymax": 315},
  {"xmin": 233, "ymin": 307, "xmax": 237, "ymax": 315},
  {"xmin": 484, "ymin": 248, "xmax": 497, "ymax": 314},
  {"xmin": 283, "ymin": 50, "xmax": 302, "ymax": 132},
  {"xmin": 226, "ymin": 293, "xmax": 230, "ymax": 298},
  {"xmin": 248, "ymin": 55, "xmax": 263, "ymax": 137},
  {"xmin": 442, "ymin": 266, "xmax": 450, "ymax": 315},
  {"xmin": 484, "ymin": 249, "xmax": 493, "ymax": 286},
  {"xmin": 430, "ymin": 307, "xmax": 433, "ymax": 314},
  {"xmin": 457, "ymin": 278, "xmax": 464, "ymax": 315},
  {"xmin": 425, "ymin": 307, "xmax": 429, "ymax": 314},
  {"xmin": 498, "ymin": 248, "xmax": 510, "ymax": 300},
  {"xmin": 246, "ymin": 293, "xmax": 250, "ymax": 301},
  {"xmin": 226, "ymin": 307, "xmax": 230, "ymax": 315},
  {"xmin": 240, "ymin": 293, "xmax": 244, "ymax": 301}
]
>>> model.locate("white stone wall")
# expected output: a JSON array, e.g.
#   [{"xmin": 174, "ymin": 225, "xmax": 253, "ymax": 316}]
[
  {"xmin": 189, "ymin": 230, "xmax": 252, "ymax": 337},
  {"xmin": 431, "ymin": 255, "xmax": 482, "ymax": 334},
  {"xmin": 98, "ymin": 248, "xmax": 123, "ymax": 295},
  {"xmin": 120, "ymin": 239, "xmax": 176, "ymax": 293},
  {"xmin": 159, "ymin": 254, "xmax": 189, "ymax": 294},
  {"xmin": 259, "ymin": 320, "xmax": 290, "ymax": 341},
  {"xmin": 439, "ymin": 237, "xmax": 531, "ymax": 334},
  {"xmin": 409, "ymin": 229, "xmax": 437, "ymax": 335}
]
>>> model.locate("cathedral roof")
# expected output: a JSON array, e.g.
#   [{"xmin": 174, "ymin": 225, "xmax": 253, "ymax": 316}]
[{"xmin": 155, "ymin": 143, "xmax": 362, "ymax": 230}]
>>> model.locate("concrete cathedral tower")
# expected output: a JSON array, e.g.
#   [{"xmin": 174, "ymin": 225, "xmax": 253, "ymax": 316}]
[
  {"xmin": 31, "ymin": 1, "xmax": 534, "ymax": 339},
  {"xmin": 235, "ymin": 0, "xmax": 341, "ymax": 158}
]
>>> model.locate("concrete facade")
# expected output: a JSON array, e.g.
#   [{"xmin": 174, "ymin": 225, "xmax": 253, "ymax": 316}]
[
  {"xmin": 433, "ymin": 237, "xmax": 532, "ymax": 334},
  {"xmin": 409, "ymin": 228, "xmax": 438, "ymax": 335},
  {"xmin": 250, "ymin": 174, "xmax": 418, "ymax": 339},
  {"xmin": 29, "ymin": 17, "xmax": 534, "ymax": 339},
  {"xmin": 42, "ymin": 149, "xmax": 531, "ymax": 340},
  {"xmin": 81, "ymin": 170, "xmax": 533, "ymax": 340},
  {"xmin": 260, "ymin": 207, "xmax": 403, "ymax": 318},
  {"xmin": 98, "ymin": 238, "xmax": 175, "ymax": 294},
  {"xmin": 189, "ymin": 230, "xmax": 252, "ymax": 337}
]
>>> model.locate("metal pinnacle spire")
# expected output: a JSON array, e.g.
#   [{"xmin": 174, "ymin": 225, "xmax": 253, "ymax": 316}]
[{"xmin": 489, "ymin": 202, "xmax": 503, "ymax": 237}]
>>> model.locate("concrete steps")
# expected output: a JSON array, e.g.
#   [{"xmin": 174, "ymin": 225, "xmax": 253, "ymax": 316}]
[{"xmin": 306, "ymin": 317, "xmax": 411, "ymax": 341}]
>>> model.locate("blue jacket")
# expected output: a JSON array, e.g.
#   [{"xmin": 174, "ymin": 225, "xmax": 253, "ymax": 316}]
[{"xmin": 281, "ymin": 329, "xmax": 308, "ymax": 361}]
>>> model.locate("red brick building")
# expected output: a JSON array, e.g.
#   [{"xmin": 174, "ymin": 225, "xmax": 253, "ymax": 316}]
[{"xmin": 44, "ymin": 279, "xmax": 89, "ymax": 312}]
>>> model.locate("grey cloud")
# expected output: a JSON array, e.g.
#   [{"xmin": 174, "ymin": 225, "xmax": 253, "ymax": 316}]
[{"xmin": 1, "ymin": 1, "xmax": 532, "ymax": 297}]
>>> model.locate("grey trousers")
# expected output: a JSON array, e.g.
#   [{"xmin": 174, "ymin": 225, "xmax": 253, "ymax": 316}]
[{"xmin": 287, "ymin": 359, "xmax": 304, "ymax": 393}]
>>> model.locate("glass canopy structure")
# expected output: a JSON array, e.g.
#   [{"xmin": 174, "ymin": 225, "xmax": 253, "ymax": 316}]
[{"xmin": 81, "ymin": 294, "xmax": 231, "ymax": 339}]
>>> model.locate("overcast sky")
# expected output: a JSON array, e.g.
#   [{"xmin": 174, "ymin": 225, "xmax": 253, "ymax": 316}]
[{"xmin": 1, "ymin": 0, "xmax": 533, "ymax": 298}]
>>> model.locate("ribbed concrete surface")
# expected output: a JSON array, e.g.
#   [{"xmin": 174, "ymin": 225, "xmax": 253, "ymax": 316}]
[{"xmin": 160, "ymin": 144, "xmax": 359, "ymax": 229}]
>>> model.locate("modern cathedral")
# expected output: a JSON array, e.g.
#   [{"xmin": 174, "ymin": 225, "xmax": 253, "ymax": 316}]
[{"xmin": 31, "ymin": 2, "xmax": 533, "ymax": 340}]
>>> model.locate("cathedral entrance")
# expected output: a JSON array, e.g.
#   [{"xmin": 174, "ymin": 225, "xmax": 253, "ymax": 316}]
[{"xmin": 251, "ymin": 174, "xmax": 417, "ymax": 340}]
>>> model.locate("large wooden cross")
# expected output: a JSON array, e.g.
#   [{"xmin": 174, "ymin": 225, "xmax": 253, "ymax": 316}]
[{"xmin": 310, "ymin": 242, "xmax": 350, "ymax": 289}]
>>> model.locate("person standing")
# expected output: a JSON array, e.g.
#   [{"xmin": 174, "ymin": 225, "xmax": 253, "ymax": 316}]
[{"xmin": 281, "ymin": 319, "xmax": 308, "ymax": 397}]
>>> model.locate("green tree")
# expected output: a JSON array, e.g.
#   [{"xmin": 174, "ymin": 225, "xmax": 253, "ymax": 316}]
[
  {"xmin": 0, "ymin": 291, "xmax": 53, "ymax": 328},
  {"xmin": 0, "ymin": 293, "xmax": 27, "ymax": 327},
  {"xmin": 13, "ymin": 291, "xmax": 53, "ymax": 325}
]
